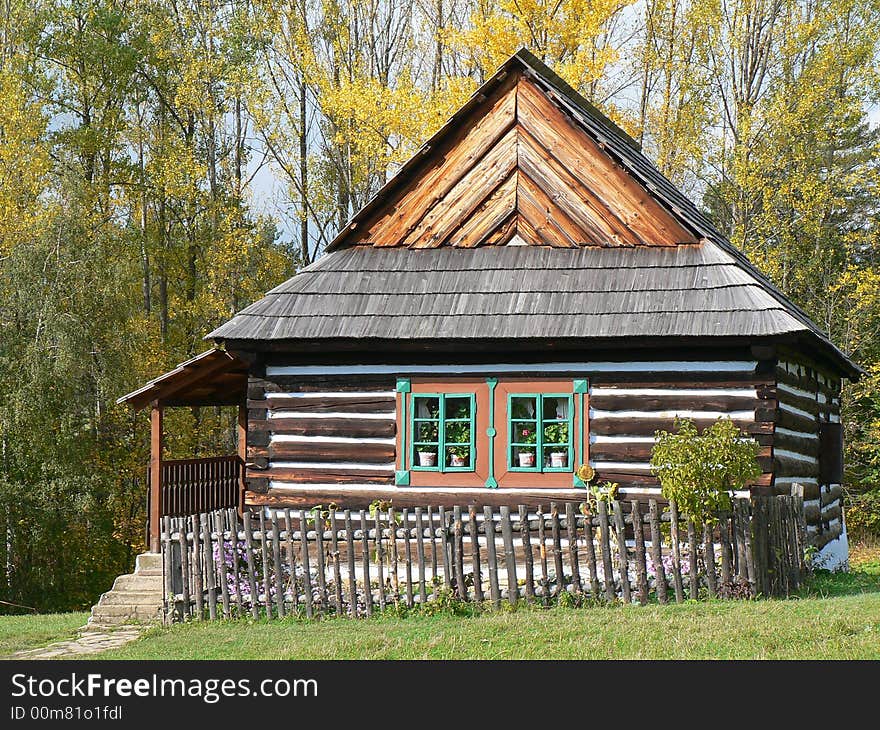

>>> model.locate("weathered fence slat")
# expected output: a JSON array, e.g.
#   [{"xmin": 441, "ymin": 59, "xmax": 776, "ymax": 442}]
[
  {"xmin": 438, "ymin": 507, "xmax": 451, "ymax": 588},
  {"xmin": 314, "ymin": 511, "xmax": 327, "ymax": 610},
  {"xmin": 427, "ymin": 506, "xmax": 438, "ymax": 580},
  {"xmin": 258, "ymin": 511, "xmax": 273, "ymax": 620},
  {"xmin": 216, "ymin": 511, "xmax": 231, "ymax": 618},
  {"xmin": 202, "ymin": 513, "xmax": 217, "ymax": 621},
  {"xmin": 284, "ymin": 509, "xmax": 299, "ymax": 613},
  {"xmin": 468, "ymin": 505, "xmax": 483, "ymax": 603},
  {"xmin": 330, "ymin": 511, "xmax": 343, "ymax": 614},
  {"xmin": 686, "ymin": 518, "xmax": 699, "ymax": 600},
  {"xmin": 270, "ymin": 512, "xmax": 285, "ymax": 618},
  {"xmin": 500, "ymin": 506, "xmax": 518, "ymax": 606},
  {"xmin": 648, "ymin": 500, "xmax": 668, "ymax": 604},
  {"xmin": 415, "ymin": 507, "xmax": 427, "ymax": 605},
  {"xmin": 344, "ymin": 510, "xmax": 357, "ymax": 616},
  {"xmin": 703, "ymin": 524, "xmax": 717, "ymax": 598},
  {"xmin": 484, "ymin": 505, "xmax": 501, "ymax": 609},
  {"xmin": 669, "ymin": 500, "xmax": 684, "ymax": 604},
  {"xmin": 229, "ymin": 508, "xmax": 243, "ymax": 616},
  {"xmin": 631, "ymin": 500, "xmax": 648, "ymax": 606},
  {"xmin": 580, "ymin": 515, "xmax": 598, "ymax": 600},
  {"xmin": 565, "ymin": 502, "xmax": 580, "ymax": 595},
  {"xmin": 519, "ymin": 505, "xmax": 535, "ymax": 603},
  {"xmin": 388, "ymin": 508, "xmax": 400, "ymax": 606},
  {"xmin": 719, "ymin": 515, "xmax": 733, "ymax": 588},
  {"xmin": 299, "ymin": 509, "xmax": 313, "ymax": 619},
  {"xmin": 402, "ymin": 508, "xmax": 414, "ymax": 608},
  {"xmin": 550, "ymin": 503, "xmax": 564, "ymax": 597},
  {"xmin": 191, "ymin": 514, "xmax": 204, "ymax": 619},
  {"xmin": 360, "ymin": 510, "xmax": 373, "ymax": 618},
  {"xmin": 375, "ymin": 510, "xmax": 386, "ymax": 611},
  {"xmin": 612, "ymin": 501, "xmax": 631, "ymax": 604},
  {"xmin": 597, "ymin": 500, "xmax": 615, "ymax": 602},
  {"xmin": 537, "ymin": 506, "xmax": 549, "ymax": 604},
  {"xmin": 241, "ymin": 511, "xmax": 259, "ymax": 620},
  {"xmin": 453, "ymin": 506, "xmax": 466, "ymax": 601}
]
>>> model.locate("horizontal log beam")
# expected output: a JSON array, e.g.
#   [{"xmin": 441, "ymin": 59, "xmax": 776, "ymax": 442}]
[
  {"xmin": 252, "ymin": 417, "xmax": 396, "ymax": 438},
  {"xmin": 269, "ymin": 441, "xmax": 395, "ymax": 464}
]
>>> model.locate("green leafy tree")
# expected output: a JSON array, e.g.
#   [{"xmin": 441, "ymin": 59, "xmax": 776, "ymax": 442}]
[{"xmin": 651, "ymin": 418, "xmax": 761, "ymax": 525}]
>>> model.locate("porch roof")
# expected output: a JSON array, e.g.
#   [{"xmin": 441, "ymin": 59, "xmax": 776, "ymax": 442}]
[{"xmin": 117, "ymin": 348, "xmax": 248, "ymax": 410}]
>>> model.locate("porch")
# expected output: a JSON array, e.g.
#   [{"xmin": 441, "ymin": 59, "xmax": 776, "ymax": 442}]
[{"xmin": 118, "ymin": 348, "xmax": 249, "ymax": 551}]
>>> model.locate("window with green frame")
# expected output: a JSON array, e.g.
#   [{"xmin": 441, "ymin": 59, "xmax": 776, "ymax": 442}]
[
  {"xmin": 508, "ymin": 394, "xmax": 573, "ymax": 472},
  {"xmin": 410, "ymin": 393, "xmax": 476, "ymax": 472}
]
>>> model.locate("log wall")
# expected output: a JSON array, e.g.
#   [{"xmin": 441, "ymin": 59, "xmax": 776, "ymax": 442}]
[
  {"xmin": 772, "ymin": 357, "xmax": 843, "ymax": 549},
  {"xmin": 243, "ymin": 354, "xmax": 795, "ymax": 512}
]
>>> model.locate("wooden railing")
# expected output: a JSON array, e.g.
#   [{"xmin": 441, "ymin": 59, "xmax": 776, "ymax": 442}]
[
  {"xmin": 147, "ymin": 455, "xmax": 242, "ymax": 523},
  {"xmin": 161, "ymin": 494, "xmax": 807, "ymax": 622}
]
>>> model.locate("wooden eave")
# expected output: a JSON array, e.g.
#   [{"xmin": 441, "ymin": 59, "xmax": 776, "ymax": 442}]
[{"xmin": 117, "ymin": 348, "xmax": 248, "ymax": 410}]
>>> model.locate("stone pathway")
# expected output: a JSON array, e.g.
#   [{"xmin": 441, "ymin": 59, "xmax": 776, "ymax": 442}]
[{"xmin": 7, "ymin": 626, "xmax": 145, "ymax": 660}]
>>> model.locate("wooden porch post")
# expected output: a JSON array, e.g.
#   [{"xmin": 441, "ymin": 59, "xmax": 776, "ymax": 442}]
[
  {"xmin": 149, "ymin": 402, "xmax": 164, "ymax": 553},
  {"xmin": 237, "ymin": 402, "xmax": 247, "ymax": 515}
]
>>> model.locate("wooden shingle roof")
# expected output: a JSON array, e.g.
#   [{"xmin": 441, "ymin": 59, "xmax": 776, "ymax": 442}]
[{"xmin": 207, "ymin": 50, "xmax": 859, "ymax": 377}]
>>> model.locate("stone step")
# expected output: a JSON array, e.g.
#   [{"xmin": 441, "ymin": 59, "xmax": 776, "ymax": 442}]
[
  {"xmin": 135, "ymin": 568, "xmax": 163, "ymax": 577},
  {"xmin": 112, "ymin": 573, "xmax": 162, "ymax": 592},
  {"xmin": 90, "ymin": 604, "xmax": 162, "ymax": 622},
  {"xmin": 135, "ymin": 552, "xmax": 162, "ymax": 572},
  {"xmin": 98, "ymin": 590, "xmax": 163, "ymax": 607}
]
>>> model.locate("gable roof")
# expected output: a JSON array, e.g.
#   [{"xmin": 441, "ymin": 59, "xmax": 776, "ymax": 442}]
[{"xmin": 208, "ymin": 49, "xmax": 860, "ymax": 378}]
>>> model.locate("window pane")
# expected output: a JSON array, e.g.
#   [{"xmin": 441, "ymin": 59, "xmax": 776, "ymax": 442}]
[
  {"xmin": 414, "ymin": 446, "xmax": 438, "ymax": 468},
  {"xmin": 512, "ymin": 421, "xmax": 538, "ymax": 444},
  {"xmin": 543, "ymin": 446, "xmax": 569, "ymax": 469},
  {"xmin": 513, "ymin": 446, "xmax": 537, "ymax": 468},
  {"xmin": 543, "ymin": 421, "xmax": 569, "ymax": 446},
  {"xmin": 416, "ymin": 421, "xmax": 439, "ymax": 442},
  {"xmin": 543, "ymin": 396, "xmax": 569, "ymax": 420},
  {"xmin": 414, "ymin": 396, "xmax": 440, "ymax": 419},
  {"xmin": 445, "ymin": 420, "xmax": 471, "ymax": 445},
  {"xmin": 445, "ymin": 396, "xmax": 470, "ymax": 420},
  {"xmin": 446, "ymin": 445, "xmax": 470, "ymax": 468},
  {"xmin": 510, "ymin": 396, "xmax": 536, "ymax": 420}
]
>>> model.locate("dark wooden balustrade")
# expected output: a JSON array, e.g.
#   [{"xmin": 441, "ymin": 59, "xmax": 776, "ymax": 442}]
[{"xmin": 147, "ymin": 455, "xmax": 243, "ymax": 523}]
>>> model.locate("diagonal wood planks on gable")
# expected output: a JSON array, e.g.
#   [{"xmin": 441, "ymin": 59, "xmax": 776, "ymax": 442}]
[{"xmin": 344, "ymin": 69, "xmax": 699, "ymax": 249}]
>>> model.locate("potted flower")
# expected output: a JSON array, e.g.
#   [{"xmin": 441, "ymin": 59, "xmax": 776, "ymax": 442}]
[
  {"xmin": 446, "ymin": 420, "xmax": 471, "ymax": 468},
  {"xmin": 517, "ymin": 426, "xmax": 537, "ymax": 467},
  {"xmin": 449, "ymin": 447, "xmax": 469, "ymax": 468},
  {"xmin": 543, "ymin": 423, "xmax": 569, "ymax": 468},
  {"xmin": 416, "ymin": 421, "xmax": 438, "ymax": 467}
]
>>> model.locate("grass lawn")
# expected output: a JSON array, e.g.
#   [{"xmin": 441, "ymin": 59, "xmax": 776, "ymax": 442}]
[
  {"xmin": 0, "ymin": 612, "xmax": 89, "ymax": 657},
  {"xmin": 90, "ymin": 546, "xmax": 880, "ymax": 661}
]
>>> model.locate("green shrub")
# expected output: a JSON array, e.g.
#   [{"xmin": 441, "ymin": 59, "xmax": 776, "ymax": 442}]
[
  {"xmin": 845, "ymin": 488, "xmax": 880, "ymax": 539},
  {"xmin": 651, "ymin": 417, "xmax": 761, "ymax": 526}
]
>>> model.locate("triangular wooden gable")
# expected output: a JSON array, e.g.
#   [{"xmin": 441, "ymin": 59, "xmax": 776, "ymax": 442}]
[{"xmin": 335, "ymin": 67, "xmax": 699, "ymax": 249}]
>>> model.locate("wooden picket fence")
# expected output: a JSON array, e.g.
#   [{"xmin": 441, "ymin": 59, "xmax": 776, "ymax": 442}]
[{"xmin": 160, "ymin": 493, "xmax": 806, "ymax": 622}]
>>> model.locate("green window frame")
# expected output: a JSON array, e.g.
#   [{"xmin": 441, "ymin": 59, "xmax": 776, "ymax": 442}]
[
  {"xmin": 409, "ymin": 393, "xmax": 476, "ymax": 473},
  {"xmin": 507, "ymin": 393, "xmax": 574, "ymax": 472}
]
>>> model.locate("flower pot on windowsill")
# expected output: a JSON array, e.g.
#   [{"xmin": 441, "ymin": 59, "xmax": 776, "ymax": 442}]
[
  {"xmin": 518, "ymin": 451, "xmax": 536, "ymax": 468},
  {"xmin": 449, "ymin": 453, "xmax": 468, "ymax": 468},
  {"xmin": 549, "ymin": 452, "xmax": 567, "ymax": 468},
  {"xmin": 418, "ymin": 451, "xmax": 437, "ymax": 467}
]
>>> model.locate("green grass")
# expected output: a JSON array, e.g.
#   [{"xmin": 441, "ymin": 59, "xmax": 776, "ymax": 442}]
[
  {"xmin": 91, "ymin": 557, "xmax": 880, "ymax": 661},
  {"xmin": 0, "ymin": 612, "xmax": 89, "ymax": 657}
]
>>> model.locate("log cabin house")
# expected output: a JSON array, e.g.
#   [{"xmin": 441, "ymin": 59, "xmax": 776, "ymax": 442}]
[{"xmin": 120, "ymin": 49, "xmax": 858, "ymax": 570}]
